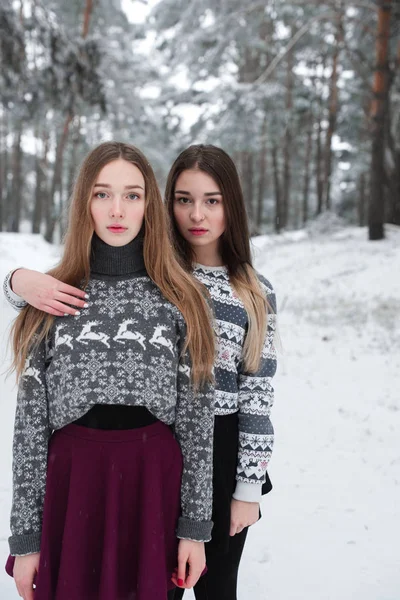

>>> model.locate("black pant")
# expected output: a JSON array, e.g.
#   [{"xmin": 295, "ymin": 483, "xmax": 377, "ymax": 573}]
[{"xmin": 170, "ymin": 527, "xmax": 248, "ymax": 600}]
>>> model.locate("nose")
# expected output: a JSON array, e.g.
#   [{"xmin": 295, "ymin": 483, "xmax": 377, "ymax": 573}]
[
  {"xmin": 109, "ymin": 196, "xmax": 124, "ymax": 219},
  {"xmin": 189, "ymin": 203, "xmax": 204, "ymax": 223}
]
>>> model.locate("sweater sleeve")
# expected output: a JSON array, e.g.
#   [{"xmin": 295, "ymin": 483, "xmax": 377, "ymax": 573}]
[
  {"xmin": 3, "ymin": 269, "xmax": 27, "ymax": 311},
  {"xmin": 9, "ymin": 338, "xmax": 51, "ymax": 556},
  {"xmin": 233, "ymin": 277, "xmax": 277, "ymax": 503},
  {"xmin": 174, "ymin": 316, "xmax": 215, "ymax": 543}
]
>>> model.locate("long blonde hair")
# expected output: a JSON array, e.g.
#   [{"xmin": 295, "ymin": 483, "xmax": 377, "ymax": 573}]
[
  {"xmin": 165, "ymin": 144, "xmax": 272, "ymax": 373},
  {"xmin": 11, "ymin": 142, "xmax": 215, "ymax": 387}
]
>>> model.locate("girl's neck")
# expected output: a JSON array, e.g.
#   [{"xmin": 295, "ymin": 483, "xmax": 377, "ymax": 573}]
[{"xmin": 192, "ymin": 246, "xmax": 225, "ymax": 268}]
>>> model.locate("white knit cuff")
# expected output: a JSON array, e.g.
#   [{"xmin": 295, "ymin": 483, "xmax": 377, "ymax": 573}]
[
  {"xmin": 3, "ymin": 268, "xmax": 27, "ymax": 309},
  {"xmin": 232, "ymin": 481, "xmax": 263, "ymax": 503}
]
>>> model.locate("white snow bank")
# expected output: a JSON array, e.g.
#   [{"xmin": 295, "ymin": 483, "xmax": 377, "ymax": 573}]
[{"xmin": 1, "ymin": 226, "xmax": 400, "ymax": 600}]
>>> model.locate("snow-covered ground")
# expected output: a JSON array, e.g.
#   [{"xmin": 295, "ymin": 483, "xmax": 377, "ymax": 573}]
[{"xmin": 1, "ymin": 226, "xmax": 399, "ymax": 599}]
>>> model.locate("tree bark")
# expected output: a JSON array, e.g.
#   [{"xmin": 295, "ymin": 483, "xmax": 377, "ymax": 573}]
[
  {"xmin": 9, "ymin": 126, "xmax": 23, "ymax": 232},
  {"xmin": 323, "ymin": 9, "xmax": 343, "ymax": 211},
  {"xmin": 256, "ymin": 113, "xmax": 268, "ymax": 232},
  {"xmin": 242, "ymin": 150, "xmax": 254, "ymax": 228},
  {"xmin": 302, "ymin": 110, "xmax": 313, "ymax": 225},
  {"xmin": 358, "ymin": 173, "xmax": 366, "ymax": 226},
  {"xmin": 315, "ymin": 57, "xmax": 325, "ymax": 216},
  {"xmin": 368, "ymin": 0, "xmax": 392, "ymax": 240},
  {"xmin": 45, "ymin": 113, "xmax": 73, "ymax": 243},
  {"xmin": 282, "ymin": 44, "xmax": 293, "ymax": 228},
  {"xmin": 0, "ymin": 113, "xmax": 6, "ymax": 231},
  {"xmin": 32, "ymin": 131, "xmax": 49, "ymax": 234},
  {"xmin": 82, "ymin": 0, "xmax": 94, "ymax": 38},
  {"xmin": 272, "ymin": 145, "xmax": 282, "ymax": 233}
]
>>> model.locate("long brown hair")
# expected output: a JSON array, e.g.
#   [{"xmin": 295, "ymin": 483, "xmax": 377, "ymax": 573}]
[
  {"xmin": 165, "ymin": 144, "xmax": 271, "ymax": 373},
  {"xmin": 12, "ymin": 142, "xmax": 215, "ymax": 387}
]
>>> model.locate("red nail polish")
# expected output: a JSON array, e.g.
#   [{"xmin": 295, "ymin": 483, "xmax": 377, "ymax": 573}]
[{"xmin": 178, "ymin": 578, "xmax": 184, "ymax": 586}]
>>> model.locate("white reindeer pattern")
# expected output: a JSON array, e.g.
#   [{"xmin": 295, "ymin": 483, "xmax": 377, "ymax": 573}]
[
  {"xmin": 55, "ymin": 324, "xmax": 74, "ymax": 350},
  {"xmin": 77, "ymin": 321, "xmax": 110, "ymax": 348},
  {"xmin": 23, "ymin": 356, "xmax": 42, "ymax": 384},
  {"xmin": 178, "ymin": 363, "xmax": 190, "ymax": 379},
  {"xmin": 113, "ymin": 319, "xmax": 146, "ymax": 349},
  {"xmin": 149, "ymin": 325, "xmax": 174, "ymax": 355}
]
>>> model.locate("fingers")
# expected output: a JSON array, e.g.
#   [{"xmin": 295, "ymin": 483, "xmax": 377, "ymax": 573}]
[
  {"xmin": 229, "ymin": 520, "xmax": 237, "ymax": 536},
  {"xmin": 41, "ymin": 306, "xmax": 66, "ymax": 317},
  {"xmin": 52, "ymin": 299, "xmax": 82, "ymax": 316},
  {"xmin": 171, "ymin": 568, "xmax": 178, "ymax": 586},
  {"xmin": 15, "ymin": 580, "xmax": 34, "ymax": 600},
  {"xmin": 185, "ymin": 565, "xmax": 203, "ymax": 589},
  {"xmin": 230, "ymin": 519, "xmax": 245, "ymax": 536},
  {"xmin": 172, "ymin": 565, "xmax": 203, "ymax": 590},
  {"xmin": 59, "ymin": 283, "xmax": 88, "ymax": 299},
  {"xmin": 39, "ymin": 298, "xmax": 88, "ymax": 317},
  {"xmin": 55, "ymin": 291, "xmax": 88, "ymax": 310},
  {"xmin": 177, "ymin": 554, "xmax": 187, "ymax": 588}
]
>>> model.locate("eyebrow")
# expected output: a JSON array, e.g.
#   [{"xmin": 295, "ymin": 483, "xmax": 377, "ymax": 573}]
[
  {"xmin": 174, "ymin": 189, "xmax": 222, "ymax": 197},
  {"xmin": 94, "ymin": 184, "xmax": 144, "ymax": 191}
]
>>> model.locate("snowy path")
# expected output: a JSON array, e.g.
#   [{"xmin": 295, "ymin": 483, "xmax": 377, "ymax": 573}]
[{"xmin": 1, "ymin": 228, "xmax": 399, "ymax": 599}]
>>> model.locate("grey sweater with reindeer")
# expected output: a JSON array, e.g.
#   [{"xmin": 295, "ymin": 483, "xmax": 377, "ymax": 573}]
[{"xmin": 7, "ymin": 235, "xmax": 215, "ymax": 556}]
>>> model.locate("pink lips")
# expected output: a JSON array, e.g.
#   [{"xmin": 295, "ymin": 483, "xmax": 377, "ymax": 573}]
[
  {"xmin": 189, "ymin": 228, "xmax": 208, "ymax": 236},
  {"xmin": 107, "ymin": 224, "xmax": 127, "ymax": 233}
]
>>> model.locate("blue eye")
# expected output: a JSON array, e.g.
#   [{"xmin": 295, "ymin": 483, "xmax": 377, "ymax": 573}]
[
  {"xmin": 95, "ymin": 192, "xmax": 108, "ymax": 199},
  {"xmin": 127, "ymin": 193, "xmax": 139, "ymax": 200}
]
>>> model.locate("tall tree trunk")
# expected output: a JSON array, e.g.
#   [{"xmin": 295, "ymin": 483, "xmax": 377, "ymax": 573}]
[
  {"xmin": 383, "ymin": 40, "xmax": 400, "ymax": 226},
  {"xmin": 0, "ymin": 115, "xmax": 5, "ymax": 232},
  {"xmin": 272, "ymin": 145, "xmax": 282, "ymax": 233},
  {"xmin": 282, "ymin": 44, "xmax": 293, "ymax": 228},
  {"xmin": 32, "ymin": 131, "xmax": 49, "ymax": 234},
  {"xmin": 242, "ymin": 150, "xmax": 254, "ymax": 228},
  {"xmin": 302, "ymin": 110, "xmax": 313, "ymax": 225},
  {"xmin": 82, "ymin": 0, "xmax": 94, "ymax": 38},
  {"xmin": 358, "ymin": 173, "xmax": 367, "ymax": 226},
  {"xmin": 368, "ymin": 0, "xmax": 392, "ymax": 240},
  {"xmin": 1, "ymin": 120, "xmax": 10, "ymax": 231},
  {"xmin": 45, "ymin": 113, "xmax": 73, "ymax": 243},
  {"xmin": 256, "ymin": 114, "xmax": 268, "ymax": 232},
  {"xmin": 315, "ymin": 57, "xmax": 325, "ymax": 216},
  {"xmin": 0, "ymin": 151, "xmax": 3, "ymax": 232},
  {"xmin": 9, "ymin": 126, "xmax": 23, "ymax": 232},
  {"xmin": 323, "ymin": 9, "xmax": 343, "ymax": 211}
]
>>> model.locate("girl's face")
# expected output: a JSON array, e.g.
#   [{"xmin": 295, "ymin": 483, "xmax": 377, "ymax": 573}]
[
  {"xmin": 90, "ymin": 159, "xmax": 145, "ymax": 247},
  {"xmin": 173, "ymin": 169, "xmax": 225, "ymax": 259}
]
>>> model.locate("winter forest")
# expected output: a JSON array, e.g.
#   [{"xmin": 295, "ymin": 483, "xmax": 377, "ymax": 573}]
[
  {"xmin": 1, "ymin": 2, "xmax": 400, "ymax": 600},
  {"xmin": 0, "ymin": 0, "xmax": 399, "ymax": 241}
]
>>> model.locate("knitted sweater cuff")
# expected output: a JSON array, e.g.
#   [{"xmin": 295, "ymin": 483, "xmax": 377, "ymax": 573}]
[
  {"xmin": 176, "ymin": 517, "xmax": 213, "ymax": 543},
  {"xmin": 3, "ymin": 269, "xmax": 27, "ymax": 310},
  {"xmin": 233, "ymin": 480, "xmax": 263, "ymax": 503},
  {"xmin": 9, "ymin": 532, "xmax": 41, "ymax": 556}
]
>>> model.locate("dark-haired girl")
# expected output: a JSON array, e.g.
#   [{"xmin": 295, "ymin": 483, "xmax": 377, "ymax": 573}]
[
  {"xmin": 166, "ymin": 146, "xmax": 277, "ymax": 600},
  {"xmin": 4, "ymin": 144, "xmax": 277, "ymax": 600}
]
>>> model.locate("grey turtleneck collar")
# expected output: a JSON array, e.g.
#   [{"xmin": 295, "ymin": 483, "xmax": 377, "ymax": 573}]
[{"xmin": 90, "ymin": 232, "xmax": 146, "ymax": 277}]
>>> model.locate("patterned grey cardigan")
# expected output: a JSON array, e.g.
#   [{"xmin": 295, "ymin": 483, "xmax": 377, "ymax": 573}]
[
  {"xmin": 192, "ymin": 264, "xmax": 277, "ymax": 503},
  {"xmin": 6, "ymin": 238, "xmax": 215, "ymax": 556}
]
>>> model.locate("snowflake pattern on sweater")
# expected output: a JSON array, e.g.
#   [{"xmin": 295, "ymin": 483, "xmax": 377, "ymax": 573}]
[
  {"xmin": 192, "ymin": 265, "xmax": 277, "ymax": 500},
  {"xmin": 4, "ymin": 263, "xmax": 277, "ymax": 505},
  {"xmin": 7, "ymin": 273, "xmax": 215, "ymax": 555}
]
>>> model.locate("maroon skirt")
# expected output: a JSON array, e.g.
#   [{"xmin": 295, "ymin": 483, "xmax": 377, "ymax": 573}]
[{"xmin": 6, "ymin": 421, "xmax": 183, "ymax": 600}]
